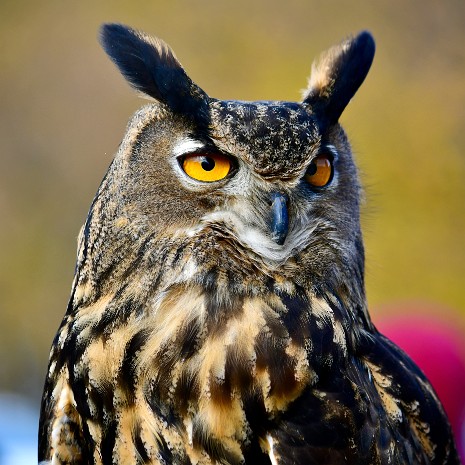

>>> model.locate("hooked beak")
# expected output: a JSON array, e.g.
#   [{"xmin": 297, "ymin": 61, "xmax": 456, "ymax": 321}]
[{"xmin": 270, "ymin": 192, "xmax": 289, "ymax": 245}]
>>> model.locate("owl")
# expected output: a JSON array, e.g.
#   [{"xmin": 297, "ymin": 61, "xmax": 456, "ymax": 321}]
[{"xmin": 38, "ymin": 24, "xmax": 460, "ymax": 465}]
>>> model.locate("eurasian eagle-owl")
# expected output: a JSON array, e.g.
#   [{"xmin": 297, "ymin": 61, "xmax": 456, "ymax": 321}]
[{"xmin": 38, "ymin": 24, "xmax": 459, "ymax": 465}]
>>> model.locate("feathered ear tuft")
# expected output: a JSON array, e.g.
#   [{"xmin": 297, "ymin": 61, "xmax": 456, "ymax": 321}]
[
  {"xmin": 302, "ymin": 31, "xmax": 375, "ymax": 126},
  {"xmin": 100, "ymin": 23, "xmax": 209, "ymax": 120}
]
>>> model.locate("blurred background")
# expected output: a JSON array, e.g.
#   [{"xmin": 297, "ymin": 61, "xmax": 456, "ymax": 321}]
[{"xmin": 1, "ymin": 0, "xmax": 464, "ymax": 462}]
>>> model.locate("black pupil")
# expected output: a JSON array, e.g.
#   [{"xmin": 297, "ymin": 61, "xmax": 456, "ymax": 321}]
[
  {"xmin": 201, "ymin": 157, "xmax": 215, "ymax": 171},
  {"xmin": 307, "ymin": 162, "xmax": 317, "ymax": 176}
]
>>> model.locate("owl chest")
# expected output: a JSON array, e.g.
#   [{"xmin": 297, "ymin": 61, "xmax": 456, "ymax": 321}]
[{"xmin": 67, "ymin": 285, "xmax": 349, "ymax": 464}]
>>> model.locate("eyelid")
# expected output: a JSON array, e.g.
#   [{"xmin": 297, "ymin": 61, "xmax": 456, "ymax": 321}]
[
  {"xmin": 172, "ymin": 138, "xmax": 206, "ymax": 158},
  {"xmin": 318, "ymin": 145, "xmax": 338, "ymax": 161}
]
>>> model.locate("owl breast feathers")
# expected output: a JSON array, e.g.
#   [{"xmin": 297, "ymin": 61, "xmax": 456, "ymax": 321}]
[{"xmin": 38, "ymin": 24, "xmax": 460, "ymax": 465}]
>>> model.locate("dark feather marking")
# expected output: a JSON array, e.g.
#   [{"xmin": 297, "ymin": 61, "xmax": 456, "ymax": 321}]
[
  {"xmin": 224, "ymin": 346, "xmax": 254, "ymax": 391},
  {"xmin": 89, "ymin": 291, "xmax": 141, "ymax": 341},
  {"xmin": 88, "ymin": 307, "xmax": 116, "ymax": 341},
  {"xmin": 173, "ymin": 368, "xmax": 199, "ymax": 415},
  {"xmin": 117, "ymin": 234, "xmax": 154, "ymax": 282},
  {"xmin": 270, "ymin": 363, "xmax": 300, "ymax": 400},
  {"xmin": 170, "ymin": 241, "xmax": 186, "ymax": 270},
  {"xmin": 243, "ymin": 440, "xmax": 272, "ymax": 465},
  {"xmin": 133, "ymin": 420, "xmax": 151, "ymax": 464},
  {"xmin": 242, "ymin": 392, "xmax": 274, "ymax": 465},
  {"xmin": 154, "ymin": 347, "xmax": 180, "ymax": 394},
  {"xmin": 93, "ymin": 240, "xmax": 134, "ymax": 292},
  {"xmin": 205, "ymin": 292, "xmax": 245, "ymax": 337},
  {"xmin": 38, "ymin": 395, "xmax": 53, "ymax": 461},
  {"xmin": 100, "ymin": 417, "xmax": 117, "ymax": 465},
  {"xmin": 202, "ymin": 268, "xmax": 219, "ymax": 291},
  {"xmin": 254, "ymin": 333, "xmax": 300, "ymax": 399},
  {"xmin": 67, "ymin": 319, "xmax": 91, "ymax": 366},
  {"xmin": 118, "ymin": 329, "xmax": 152, "ymax": 404},
  {"xmin": 262, "ymin": 299, "xmax": 290, "ymax": 340},
  {"xmin": 147, "ymin": 243, "xmax": 174, "ymax": 292},
  {"xmin": 86, "ymin": 382, "xmax": 106, "ymax": 425},
  {"xmin": 192, "ymin": 417, "xmax": 241, "ymax": 465},
  {"xmin": 273, "ymin": 387, "xmax": 357, "ymax": 464},
  {"xmin": 68, "ymin": 368, "xmax": 93, "ymax": 420},
  {"xmin": 177, "ymin": 317, "xmax": 202, "ymax": 359},
  {"xmin": 155, "ymin": 433, "xmax": 176, "ymax": 465},
  {"xmin": 48, "ymin": 326, "xmax": 72, "ymax": 379},
  {"xmin": 278, "ymin": 291, "xmax": 311, "ymax": 344},
  {"xmin": 306, "ymin": 312, "xmax": 337, "ymax": 371},
  {"xmin": 225, "ymin": 267, "xmax": 249, "ymax": 294},
  {"xmin": 62, "ymin": 387, "xmax": 94, "ymax": 464},
  {"xmin": 66, "ymin": 421, "xmax": 88, "ymax": 460},
  {"xmin": 85, "ymin": 283, "xmax": 131, "ymax": 337},
  {"xmin": 147, "ymin": 380, "xmax": 178, "ymax": 427},
  {"xmin": 209, "ymin": 377, "xmax": 233, "ymax": 407}
]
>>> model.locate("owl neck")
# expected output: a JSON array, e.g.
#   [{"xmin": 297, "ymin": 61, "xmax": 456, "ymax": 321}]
[
  {"xmin": 70, "ymin": 212, "xmax": 371, "ymax": 362},
  {"xmin": 71, "ymin": 200, "xmax": 371, "ymax": 339}
]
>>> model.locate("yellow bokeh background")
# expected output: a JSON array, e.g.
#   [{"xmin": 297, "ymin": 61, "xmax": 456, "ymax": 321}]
[{"xmin": 0, "ymin": 0, "xmax": 464, "ymax": 409}]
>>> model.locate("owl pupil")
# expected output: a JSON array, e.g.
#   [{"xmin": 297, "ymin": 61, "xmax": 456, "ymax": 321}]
[
  {"xmin": 201, "ymin": 157, "xmax": 215, "ymax": 171},
  {"xmin": 307, "ymin": 162, "xmax": 317, "ymax": 176}
]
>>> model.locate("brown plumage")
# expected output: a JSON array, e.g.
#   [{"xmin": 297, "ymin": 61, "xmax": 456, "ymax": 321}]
[{"xmin": 39, "ymin": 24, "xmax": 460, "ymax": 465}]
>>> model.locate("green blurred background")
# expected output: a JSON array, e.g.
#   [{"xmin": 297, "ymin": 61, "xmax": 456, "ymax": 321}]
[{"xmin": 1, "ymin": 0, "xmax": 464, "ymax": 415}]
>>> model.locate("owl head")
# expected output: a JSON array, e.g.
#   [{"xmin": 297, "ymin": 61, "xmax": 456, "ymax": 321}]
[{"xmin": 81, "ymin": 24, "xmax": 375, "ymax": 301}]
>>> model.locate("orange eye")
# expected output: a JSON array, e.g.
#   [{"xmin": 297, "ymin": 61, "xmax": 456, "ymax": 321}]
[
  {"xmin": 181, "ymin": 153, "xmax": 232, "ymax": 182},
  {"xmin": 305, "ymin": 155, "xmax": 333, "ymax": 187}
]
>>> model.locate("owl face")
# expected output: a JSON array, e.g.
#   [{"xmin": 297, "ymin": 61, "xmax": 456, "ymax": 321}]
[{"xmin": 96, "ymin": 24, "xmax": 374, "ymax": 287}]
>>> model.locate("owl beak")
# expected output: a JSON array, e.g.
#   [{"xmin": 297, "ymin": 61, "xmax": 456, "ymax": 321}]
[{"xmin": 270, "ymin": 192, "xmax": 289, "ymax": 245}]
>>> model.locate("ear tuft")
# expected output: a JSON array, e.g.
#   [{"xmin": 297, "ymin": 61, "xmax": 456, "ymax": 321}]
[
  {"xmin": 303, "ymin": 31, "xmax": 375, "ymax": 125},
  {"xmin": 100, "ymin": 23, "xmax": 209, "ymax": 120}
]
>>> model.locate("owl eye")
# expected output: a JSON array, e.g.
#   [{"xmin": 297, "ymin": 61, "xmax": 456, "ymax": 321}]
[
  {"xmin": 181, "ymin": 153, "xmax": 232, "ymax": 182},
  {"xmin": 305, "ymin": 155, "xmax": 333, "ymax": 187}
]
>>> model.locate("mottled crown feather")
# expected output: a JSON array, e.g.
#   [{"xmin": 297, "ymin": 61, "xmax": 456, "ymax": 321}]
[
  {"xmin": 100, "ymin": 23, "xmax": 209, "ymax": 122},
  {"xmin": 303, "ymin": 31, "xmax": 375, "ymax": 126}
]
